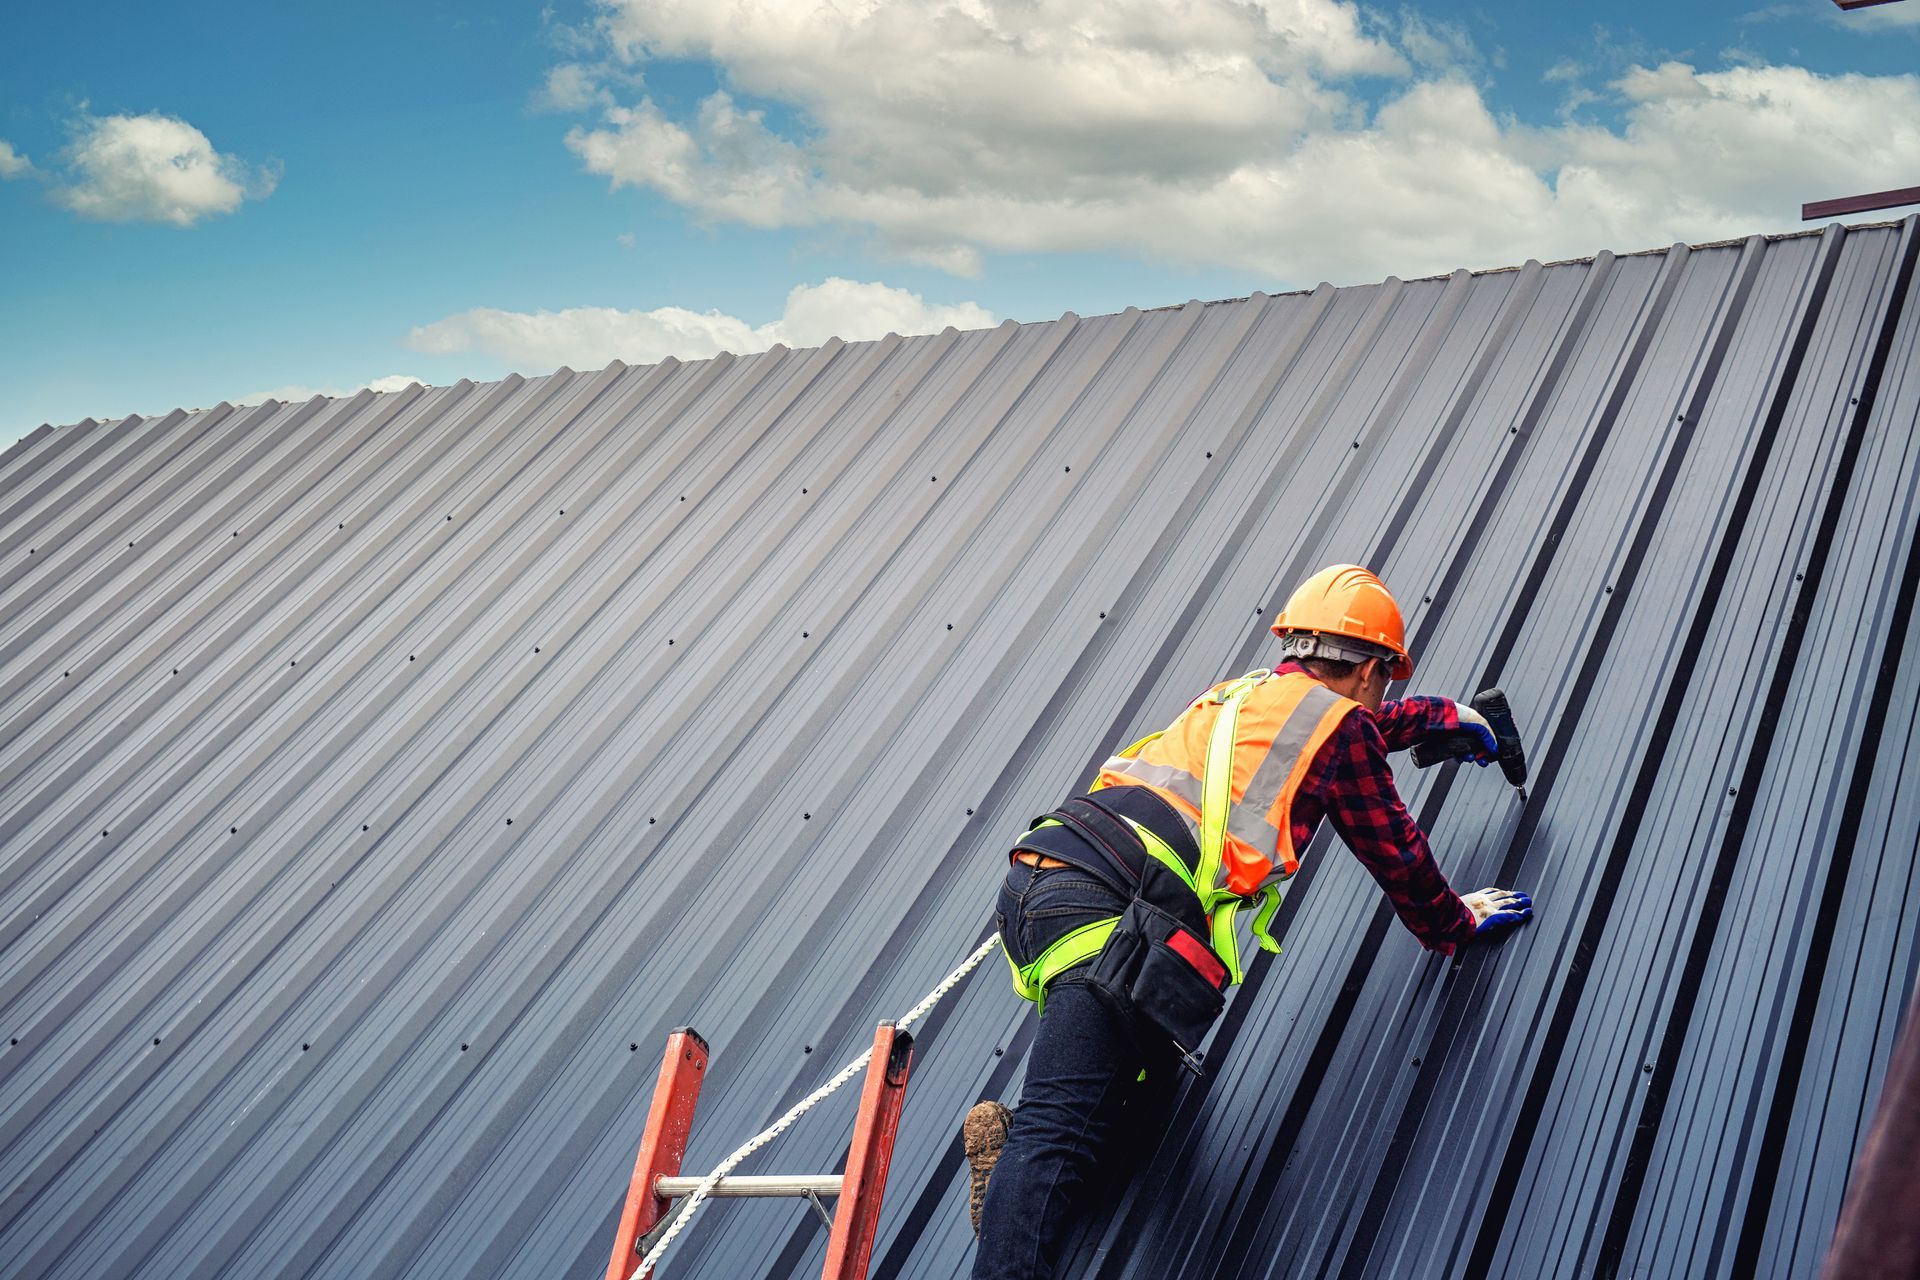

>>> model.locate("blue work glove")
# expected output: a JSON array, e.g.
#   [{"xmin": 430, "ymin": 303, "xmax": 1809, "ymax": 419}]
[
  {"xmin": 1461, "ymin": 887, "xmax": 1532, "ymax": 934},
  {"xmin": 1454, "ymin": 705, "xmax": 1500, "ymax": 765}
]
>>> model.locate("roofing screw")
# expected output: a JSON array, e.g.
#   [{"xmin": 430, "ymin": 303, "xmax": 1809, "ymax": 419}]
[
  {"xmin": 446, "ymin": 515, "xmax": 452, "ymax": 521},
  {"xmin": 338, "ymin": 523, "xmax": 345, "ymax": 530},
  {"xmin": 10, "ymin": 1038, "xmax": 17, "ymax": 1045},
  {"xmin": 804, "ymin": 1045, "xmax": 813, "ymax": 1054},
  {"xmin": 230, "ymin": 827, "xmax": 238, "ymax": 834},
  {"xmin": 559, "ymin": 509, "xmax": 565, "ymax": 515},
  {"xmin": 1064, "ymin": 465, "xmax": 1071, "ymax": 472},
  {"xmin": 409, "ymin": 655, "xmax": 416, "ymax": 661},
  {"xmin": 1352, "ymin": 441, "xmax": 1360, "ymax": 449},
  {"xmin": 1643, "ymin": 1063, "xmax": 1653, "ymax": 1074},
  {"xmin": 1510, "ymin": 427, "xmax": 1518, "ymax": 435},
  {"xmin": 172, "ymin": 668, "xmax": 178, "ymax": 675},
  {"xmin": 630, "ymin": 1043, "xmax": 638, "ymax": 1051},
  {"xmin": 1728, "ymin": 788, "xmax": 1737, "ymax": 797},
  {"xmin": 1795, "ymin": 573, "xmax": 1804, "ymax": 581},
  {"xmin": 649, "ymin": 817, "xmax": 656, "ymax": 824},
  {"xmin": 667, "ymin": 639, "xmax": 674, "ymax": 645},
  {"xmin": 930, "ymin": 476, "xmax": 937, "ymax": 482},
  {"xmin": 505, "ymin": 818, "xmax": 512, "ymax": 825},
  {"xmin": 303, "ymin": 1044, "xmax": 310, "ymax": 1051},
  {"xmin": 233, "ymin": 531, "xmax": 239, "ymax": 537},
  {"xmin": 946, "ymin": 624, "xmax": 953, "ymax": 631},
  {"xmin": 128, "ymin": 541, "xmax": 134, "ymax": 548},
  {"xmin": 1412, "ymin": 1058, "xmax": 1421, "ymax": 1067},
  {"xmin": 1605, "ymin": 586, "xmax": 1613, "ymax": 594},
  {"xmin": 1099, "ymin": 612, "xmax": 1106, "ymax": 619},
  {"xmin": 803, "ymin": 813, "xmax": 811, "ymax": 820},
  {"xmin": 290, "ymin": 660, "xmax": 296, "ymax": 666},
  {"xmin": 803, "ymin": 631, "xmax": 810, "ymax": 638},
  {"xmin": 64, "ymin": 672, "xmax": 70, "ymax": 678},
  {"xmin": 102, "ymin": 830, "xmax": 108, "ymax": 837},
  {"xmin": 1424, "ymin": 596, "xmax": 1433, "ymax": 604},
  {"xmin": 801, "ymin": 488, "xmax": 808, "ymax": 494},
  {"xmin": 967, "ymin": 808, "xmax": 975, "ymax": 815},
  {"xmin": 1851, "ymin": 397, "xmax": 1859, "ymax": 405},
  {"xmin": 534, "ymin": 647, "xmax": 541, "ymax": 653},
  {"xmin": 461, "ymin": 1044, "xmax": 469, "ymax": 1051},
  {"xmin": 363, "ymin": 824, "xmax": 370, "ymax": 831},
  {"xmin": 994, "ymin": 1047, "xmax": 1004, "ymax": 1057},
  {"xmin": 153, "ymin": 1037, "xmax": 161, "ymax": 1046},
  {"xmin": 1206, "ymin": 452, "xmax": 1213, "ymax": 458}
]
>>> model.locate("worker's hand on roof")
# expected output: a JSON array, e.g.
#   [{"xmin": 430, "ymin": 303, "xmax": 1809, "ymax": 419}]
[
  {"xmin": 1454, "ymin": 705, "xmax": 1500, "ymax": 765},
  {"xmin": 1461, "ymin": 887, "xmax": 1532, "ymax": 935}
]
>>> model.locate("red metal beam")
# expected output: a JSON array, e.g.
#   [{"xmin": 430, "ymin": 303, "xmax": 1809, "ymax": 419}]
[
  {"xmin": 819, "ymin": 1022, "xmax": 915, "ymax": 1280},
  {"xmin": 1803, "ymin": 186, "xmax": 1920, "ymax": 221},
  {"xmin": 1820, "ymin": 975, "xmax": 1920, "ymax": 1278},
  {"xmin": 606, "ymin": 1027, "xmax": 709, "ymax": 1280}
]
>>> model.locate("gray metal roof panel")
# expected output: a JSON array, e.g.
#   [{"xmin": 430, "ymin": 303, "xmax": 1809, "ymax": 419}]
[{"xmin": 3, "ymin": 220, "xmax": 1918, "ymax": 1280}]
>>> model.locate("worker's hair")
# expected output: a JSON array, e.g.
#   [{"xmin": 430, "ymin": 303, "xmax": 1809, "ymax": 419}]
[{"xmin": 1297, "ymin": 655, "xmax": 1364, "ymax": 682}]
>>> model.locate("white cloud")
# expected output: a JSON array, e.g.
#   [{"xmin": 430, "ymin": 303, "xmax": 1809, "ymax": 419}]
[
  {"xmin": 406, "ymin": 278, "xmax": 995, "ymax": 371},
  {"xmin": 52, "ymin": 111, "xmax": 277, "ymax": 226},
  {"xmin": 235, "ymin": 374, "xmax": 424, "ymax": 405},
  {"xmin": 533, "ymin": 62, "xmax": 617, "ymax": 112},
  {"xmin": 0, "ymin": 140, "xmax": 33, "ymax": 179},
  {"xmin": 555, "ymin": 2, "xmax": 1920, "ymax": 283}
]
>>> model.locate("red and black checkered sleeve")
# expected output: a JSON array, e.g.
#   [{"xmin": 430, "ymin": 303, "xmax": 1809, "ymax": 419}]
[
  {"xmin": 1370, "ymin": 694, "xmax": 1464, "ymax": 753},
  {"xmin": 1321, "ymin": 710, "xmax": 1478, "ymax": 955}
]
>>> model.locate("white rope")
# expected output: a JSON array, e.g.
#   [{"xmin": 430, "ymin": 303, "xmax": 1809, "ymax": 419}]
[{"xmin": 633, "ymin": 932, "xmax": 1004, "ymax": 1274}]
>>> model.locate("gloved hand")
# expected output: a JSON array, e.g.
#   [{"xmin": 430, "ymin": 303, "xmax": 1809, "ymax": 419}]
[
  {"xmin": 1461, "ymin": 887, "xmax": 1532, "ymax": 934},
  {"xmin": 1453, "ymin": 705, "xmax": 1500, "ymax": 765}
]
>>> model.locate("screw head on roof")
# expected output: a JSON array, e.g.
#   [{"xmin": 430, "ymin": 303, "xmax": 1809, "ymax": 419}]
[
  {"xmin": 801, "ymin": 488, "xmax": 808, "ymax": 494},
  {"xmin": 303, "ymin": 1043, "xmax": 310, "ymax": 1051},
  {"xmin": 128, "ymin": 541, "xmax": 133, "ymax": 547},
  {"xmin": 803, "ymin": 813, "xmax": 811, "ymax": 820},
  {"xmin": 994, "ymin": 1047, "xmax": 1003, "ymax": 1057},
  {"xmin": 153, "ymin": 1037, "xmax": 161, "ymax": 1045},
  {"xmin": 946, "ymin": 624, "xmax": 953, "ymax": 631},
  {"xmin": 534, "ymin": 647, "xmax": 540, "ymax": 653},
  {"xmin": 680, "ymin": 496, "xmax": 685, "ymax": 501},
  {"xmin": 966, "ymin": 808, "xmax": 975, "ymax": 815},
  {"xmin": 506, "ymin": 818, "xmax": 512, "ymax": 825},
  {"xmin": 446, "ymin": 515, "xmax": 452, "ymax": 521},
  {"xmin": 1424, "ymin": 596, "xmax": 1433, "ymax": 604},
  {"xmin": 230, "ymin": 827, "xmax": 238, "ymax": 834},
  {"xmin": 461, "ymin": 1043, "xmax": 468, "ymax": 1051},
  {"xmin": 102, "ymin": 830, "xmax": 108, "ymax": 837},
  {"xmin": 648, "ymin": 817, "xmax": 655, "ymax": 824},
  {"xmin": 1352, "ymin": 442, "xmax": 1359, "ymax": 449},
  {"xmin": 1206, "ymin": 452, "xmax": 1213, "ymax": 458},
  {"xmin": 363, "ymin": 824, "xmax": 370, "ymax": 831},
  {"xmin": 1099, "ymin": 612, "xmax": 1106, "ymax": 618},
  {"xmin": 931, "ymin": 476, "xmax": 937, "ymax": 482},
  {"xmin": 409, "ymin": 655, "xmax": 415, "ymax": 661},
  {"xmin": 559, "ymin": 509, "xmax": 565, "ymax": 515},
  {"xmin": 1510, "ymin": 427, "xmax": 1518, "ymax": 435},
  {"xmin": 172, "ymin": 668, "xmax": 178, "ymax": 674},
  {"xmin": 1064, "ymin": 465, "xmax": 1071, "ymax": 472},
  {"xmin": 667, "ymin": 639, "xmax": 674, "ymax": 645},
  {"xmin": 1643, "ymin": 1063, "xmax": 1653, "ymax": 1073},
  {"xmin": 631, "ymin": 1043, "xmax": 638, "ymax": 1051}
]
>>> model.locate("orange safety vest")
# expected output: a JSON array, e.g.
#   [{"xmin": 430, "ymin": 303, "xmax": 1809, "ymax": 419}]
[{"xmin": 1095, "ymin": 669, "xmax": 1359, "ymax": 898}]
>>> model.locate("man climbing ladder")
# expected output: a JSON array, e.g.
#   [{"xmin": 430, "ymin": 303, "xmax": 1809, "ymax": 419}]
[{"xmin": 965, "ymin": 564, "xmax": 1534, "ymax": 1280}]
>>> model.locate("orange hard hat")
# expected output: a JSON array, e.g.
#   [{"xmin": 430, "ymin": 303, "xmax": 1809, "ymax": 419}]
[{"xmin": 1269, "ymin": 564, "xmax": 1414, "ymax": 680}]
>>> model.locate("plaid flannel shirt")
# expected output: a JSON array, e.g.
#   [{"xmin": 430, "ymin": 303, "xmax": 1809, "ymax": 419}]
[{"xmin": 1272, "ymin": 661, "xmax": 1479, "ymax": 955}]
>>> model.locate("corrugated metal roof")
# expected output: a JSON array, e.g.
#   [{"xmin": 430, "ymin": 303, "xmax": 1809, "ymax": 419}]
[{"xmin": 3, "ymin": 217, "xmax": 1918, "ymax": 1280}]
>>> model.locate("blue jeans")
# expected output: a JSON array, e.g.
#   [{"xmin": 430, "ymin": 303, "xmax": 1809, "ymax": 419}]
[{"xmin": 973, "ymin": 862, "xmax": 1180, "ymax": 1280}]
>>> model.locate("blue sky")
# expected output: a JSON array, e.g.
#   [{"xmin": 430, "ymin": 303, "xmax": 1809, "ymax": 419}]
[{"xmin": 3, "ymin": 0, "xmax": 1917, "ymax": 444}]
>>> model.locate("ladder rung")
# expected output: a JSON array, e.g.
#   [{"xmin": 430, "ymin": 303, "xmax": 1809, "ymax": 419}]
[{"xmin": 654, "ymin": 1174, "xmax": 844, "ymax": 1199}]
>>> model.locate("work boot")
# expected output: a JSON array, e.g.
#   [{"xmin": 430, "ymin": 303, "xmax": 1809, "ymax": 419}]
[{"xmin": 962, "ymin": 1100, "xmax": 1012, "ymax": 1237}]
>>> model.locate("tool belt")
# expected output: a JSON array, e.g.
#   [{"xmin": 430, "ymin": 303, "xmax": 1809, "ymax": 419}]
[{"xmin": 1008, "ymin": 787, "xmax": 1230, "ymax": 1067}]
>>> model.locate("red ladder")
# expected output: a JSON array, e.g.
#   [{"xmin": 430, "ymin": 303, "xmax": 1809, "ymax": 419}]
[{"xmin": 605, "ymin": 1021, "xmax": 915, "ymax": 1280}]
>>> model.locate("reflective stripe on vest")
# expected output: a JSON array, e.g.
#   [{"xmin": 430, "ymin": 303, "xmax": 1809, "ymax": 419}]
[{"xmin": 1095, "ymin": 670, "xmax": 1357, "ymax": 894}]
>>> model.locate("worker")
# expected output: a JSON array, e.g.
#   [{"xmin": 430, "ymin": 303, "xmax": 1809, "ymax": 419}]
[{"xmin": 963, "ymin": 564, "xmax": 1533, "ymax": 1280}]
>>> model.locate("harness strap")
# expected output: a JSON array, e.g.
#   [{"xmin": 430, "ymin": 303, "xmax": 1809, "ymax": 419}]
[{"xmin": 1005, "ymin": 916, "xmax": 1120, "ymax": 1016}]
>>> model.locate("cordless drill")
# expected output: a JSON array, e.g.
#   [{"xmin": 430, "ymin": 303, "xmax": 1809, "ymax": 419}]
[{"xmin": 1410, "ymin": 688, "xmax": 1529, "ymax": 800}]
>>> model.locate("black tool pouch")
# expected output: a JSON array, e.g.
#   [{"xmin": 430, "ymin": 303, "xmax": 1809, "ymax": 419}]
[{"xmin": 1084, "ymin": 897, "xmax": 1227, "ymax": 1065}]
